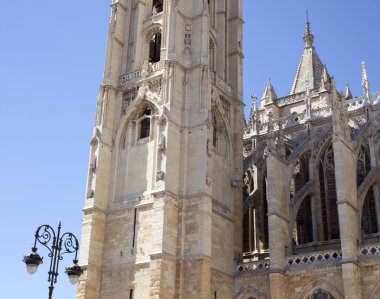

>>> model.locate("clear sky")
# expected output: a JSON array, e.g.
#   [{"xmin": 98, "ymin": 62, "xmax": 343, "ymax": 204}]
[{"xmin": 0, "ymin": 1, "xmax": 379, "ymax": 298}]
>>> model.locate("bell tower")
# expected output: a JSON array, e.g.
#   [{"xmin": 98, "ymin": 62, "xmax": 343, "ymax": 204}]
[{"xmin": 77, "ymin": 0, "xmax": 243, "ymax": 298}]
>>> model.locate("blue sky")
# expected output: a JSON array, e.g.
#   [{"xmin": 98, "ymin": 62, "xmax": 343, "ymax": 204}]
[{"xmin": 0, "ymin": 1, "xmax": 379, "ymax": 298}]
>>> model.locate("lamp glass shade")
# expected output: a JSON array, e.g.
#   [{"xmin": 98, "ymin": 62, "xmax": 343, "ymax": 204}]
[
  {"xmin": 68, "ymin": 274, "xmax": 79, "ymax": 285},
  {"xmin": 26, "ymin": 263, "xmax": 39, "ymax": 275}
]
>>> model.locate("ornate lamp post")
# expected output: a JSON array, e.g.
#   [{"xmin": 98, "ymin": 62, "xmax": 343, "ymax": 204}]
[{"xmin": 23, "ymin": 222, "xmax": 83, "ymax": 299}]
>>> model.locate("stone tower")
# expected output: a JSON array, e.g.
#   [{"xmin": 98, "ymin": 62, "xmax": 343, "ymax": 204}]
[{"xmin": 77, "ymin": 0, "xmax": 244, "ymax": 298}]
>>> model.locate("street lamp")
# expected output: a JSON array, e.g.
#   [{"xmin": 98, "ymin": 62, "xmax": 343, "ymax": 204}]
[{"xmin": 23, "ymin": 222, "xmax": 83, "ymax": 299}]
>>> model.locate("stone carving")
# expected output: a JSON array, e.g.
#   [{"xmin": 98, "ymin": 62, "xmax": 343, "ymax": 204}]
[
  {"xmin": 184, "ymin": 32, "xmax": 191, "ymax": 54},
  {"xmin": 141, "ymin": 57, "xmax": 150, "ymax": 78},
  {"xmin": 206, "ymin": 175, "xmax": 212, "ymax": 187},
  {"xmin": 287, "ymin": 250, "xmax": 342, "ymax": 269},
  {"xmin": 122, "ymin": 87, "xmax": 139, "ymax": 115},
  {"xmin": 148, "ymin": 79, "xmax": 162, "ymax": 96}
]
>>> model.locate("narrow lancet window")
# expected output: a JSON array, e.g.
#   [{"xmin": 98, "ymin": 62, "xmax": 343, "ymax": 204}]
[{"xmin": 149, "ymin": 33, "xmax": 161, "ymax": 63}]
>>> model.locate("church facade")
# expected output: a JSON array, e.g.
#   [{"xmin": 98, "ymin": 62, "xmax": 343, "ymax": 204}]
[{"xmin": 77, "ymin": 1, "xmax": 380, "ymax": 298}]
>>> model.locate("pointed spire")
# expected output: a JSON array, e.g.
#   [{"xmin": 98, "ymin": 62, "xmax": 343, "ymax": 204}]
[
  {"xmin": 261, "ymin": 79, "xmax": 277, "ymax": 104},
  {"xmin": 303, "ymin": 20, "xmax": 314, "ymax": 47},
  {"xmin": 290, "ymin": 21, "xmax": 325, "ymax": 94},
  {"xmin": 345, "ymin": 83, "xmax": 353, "ymax": 100},
  {"xmin": 362, "ymin": 61, "xmax": 371, "ymax": 102}
]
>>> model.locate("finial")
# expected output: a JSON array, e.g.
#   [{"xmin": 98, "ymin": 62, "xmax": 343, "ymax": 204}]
[
  {"xmin": 303, "ymin": 16, "xmax": 314, "ymax": 47},
  {"xmin": 362, "ymin": 61, "xmax": 371, "ymax": 102},
  {"xmin": 251, "ymin": 94, "xmax": 258, "ymax": 110},
  {"xmin": 345, "ymin": 83, "xmax": 353, "ymax": 100}
]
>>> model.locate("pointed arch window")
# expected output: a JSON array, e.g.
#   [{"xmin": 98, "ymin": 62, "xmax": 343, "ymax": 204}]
[
  {"xmin": 149, "ymin": 32, "xmax": 161, "ymax": 63},
  {"xmin": 362, "ymin": 186, "xmax": 378, "ymax": 236},
  {"xmin": 319, "ymin": 143, "xmax": 340, "ymax": 241},
  {"xmin": 261, "ymin": 176, "xmax": 269, "ymax": 250},
  {"xmin": 295, "ymin": 196, "xmax": 313, "ymax": 245},
  {"xmin": 152, "ymin": 0, "xmax": 163, "ymax": 15},
  {"xmin": 243, "ymin": 169, "xmax": 255, "ymax": 253},
  {"xmin": 212, "ymin": 114, "xmax": 218, "ymax": 147}
]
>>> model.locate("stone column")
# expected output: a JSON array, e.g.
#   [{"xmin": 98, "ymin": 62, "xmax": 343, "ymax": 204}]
[
  {"xmin": 266, "ymin": 153, "xmax": 290, "ymax": 299},
  {"xmin": 333, "ymin": 137, "xmax": 362, "ymax": 299}
]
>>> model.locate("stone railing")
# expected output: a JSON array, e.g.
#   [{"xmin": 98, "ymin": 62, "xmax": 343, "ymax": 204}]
[
  {"xmin": 120, "ymin": 61, "xmax": 162, "ymax": 85},
  {"xmin": 210, "ymin": 71, "xmax": 232, "ymax": 94},
  {"xmin": 236, "ymin": 259, "xmax": 270, "ymax": 274},
  {"xmin": 286, "ymin": 250, "xmax": 342, "ymax": 269},
  {"xmin": 359, "ymin": 244, "xmax": 380, "ymax": 259},
  {"xmin": 276, "ymin": 91, "xmax": 305, "ymax": 105}
]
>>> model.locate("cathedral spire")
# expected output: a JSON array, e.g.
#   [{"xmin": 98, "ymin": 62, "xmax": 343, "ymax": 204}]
[{"xmin": 290, "ymin": 21, "xmax": 325, "ymax": 95}]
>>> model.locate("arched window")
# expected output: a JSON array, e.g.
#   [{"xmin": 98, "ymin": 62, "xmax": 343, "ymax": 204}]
[
  {"xmin": 149, "ymin": 32, "xmax": 161, "ymax": 63},
  {"xmin": 295, "ymin": 196, "xmax": 313, "ymax": 244},
  {"xmin": 362, "ymin": 186, "xmax": 378, "ymax": 236},
  {"xmin": 243, "ymin": 169, "xmax": 255, "ymax": 253},
  {"xmin": 261, "ymin": 176, "xmax": 269, "ymax": 250},
  {"xmin": 319, "ymin": 143, "xmax": 340, "ymax": 240},
  {"xmin": 212, "ymin": 114, "xmax": 217, "ymax": 147},
  {"xmin": 139, "ymin": 108, "xmax": 151, "ymax": 139},
  {"xmin": 152, "ymin": 0, "xmax": 163, "ymax": 15},
  {"xmin": 209, "ymin": 39, "xmax": 215, "ymax": 71}
]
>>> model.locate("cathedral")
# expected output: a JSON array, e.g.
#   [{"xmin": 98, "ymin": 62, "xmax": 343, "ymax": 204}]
[{"xmin": 76, "ymin": 1, "xmax": 380, "ymax": 298}]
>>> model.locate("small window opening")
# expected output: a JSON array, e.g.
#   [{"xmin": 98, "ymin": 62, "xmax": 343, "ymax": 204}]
[
  {"xmin": 129, "ymin": 289, "xmax": 134, "ymax": 299},
  {"xmin": 213, "ymin": 115, "xmax": 218, "ymax": 147},
  {"xmin": 152, "ymin": 0, "xmax": 163, "ymax": 15},
  {"xmin": 140, "ymin": 109, "xmax": 151, "ymax": 139},
  {"xmin": 149, "ymin": 33, "xmax": 162, "ymax": 63},
  {"xmin": 209, "ymin": 39, "xmax": 215, "ymax": 71}
]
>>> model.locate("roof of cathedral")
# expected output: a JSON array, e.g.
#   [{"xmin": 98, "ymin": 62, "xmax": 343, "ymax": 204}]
[{"xmin": 290, "ymin": 21, "xmax": 327, "ymax": 95}]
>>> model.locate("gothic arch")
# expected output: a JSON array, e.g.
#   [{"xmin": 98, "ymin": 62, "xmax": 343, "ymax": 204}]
[
  {"xmin": 144, "ymin": 25, "xmax": 162, "ymax": 42},
  {"xmin": 370, "ymin": 280, "xmax": 380, "ymax": 299},
  {"xmin": 212, "ymin": 102, "xmax": 232, "ymax": 151},
  {"xmin": 116, "ymin": 85, "xmax": 162, "ymax": 149},
  {"xmin": 360, "ymin": 184, "xmax": 379, "ymax": 237},
  {"xmin": 295, "ymin": 279, "xmax": 344, "ymax": 299},
  {"xmin": 236, "ymin": 287, "xmax": 267, "ymax": 299},
  {"xmin": 291, "ymin": 195, "xmax": 313, "ymax": 245}
]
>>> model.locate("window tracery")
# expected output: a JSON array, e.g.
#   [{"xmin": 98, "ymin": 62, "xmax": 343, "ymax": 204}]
[
  {"xmin": 319, "ymin": 143, "xmax": 340, "ymax": 240},
  {"xmin": 362, "ymin": 186, "xmax": 378, "ymax": 236}
]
